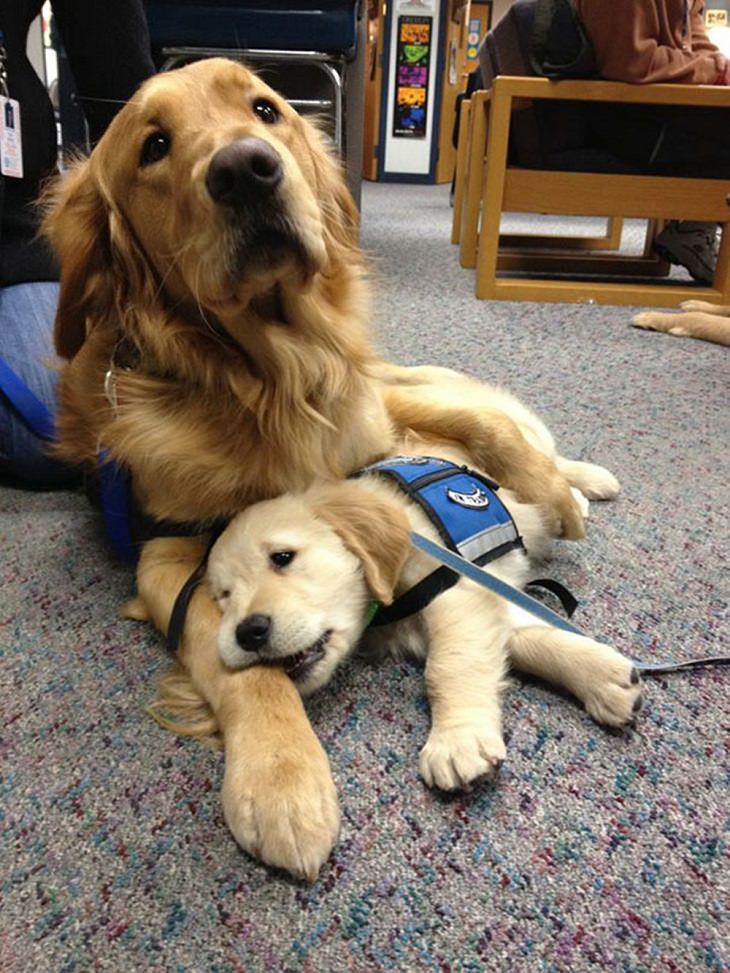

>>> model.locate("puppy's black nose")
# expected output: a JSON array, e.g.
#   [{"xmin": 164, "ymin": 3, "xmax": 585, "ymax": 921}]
[
  {"xmin": 206, "ymin": 137, "xmax": 282, "ymax": 208},
  {"xmin": 235, "ymin": 613, "xmax": 272, "ymax": 652}
]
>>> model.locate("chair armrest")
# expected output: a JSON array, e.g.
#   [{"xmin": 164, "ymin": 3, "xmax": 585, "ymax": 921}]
[{"xmin": 492, "ymin": 76, "xmax": 730, "ymax": 108}]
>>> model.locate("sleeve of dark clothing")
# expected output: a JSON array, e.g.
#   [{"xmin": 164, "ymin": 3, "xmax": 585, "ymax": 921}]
[{"xmin": 51, "ymin": 0, "xmax": 155, "ymax": 142}]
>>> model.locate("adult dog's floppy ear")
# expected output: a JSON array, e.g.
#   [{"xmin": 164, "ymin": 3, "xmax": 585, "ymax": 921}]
[
  {"xmin": 305, "ymin": 125, "xmax": 360, "ymax": 256},
  {"xmin": 40, "ymin": 159, "xmax": 115, "ymax": 359},
  {"xmin": 311, "ymin": 481, "xmax": 411, "ymax": 605}
]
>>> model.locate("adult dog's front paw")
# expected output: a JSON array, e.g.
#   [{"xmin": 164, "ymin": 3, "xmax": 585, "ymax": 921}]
[
  {"xmin": 221, "ymin": 726, "xmax": 340, "ymax": 882},
  {"xmin": 542, "ymin": 474, "xmax": 586, "ymax": 540},
  {"xmin": 420, "ymin": 724, "xmax": 506, "ymax": 791}
]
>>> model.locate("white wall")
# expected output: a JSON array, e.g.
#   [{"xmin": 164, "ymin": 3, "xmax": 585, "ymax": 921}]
[
  {"xmin": 27, "ymin": 16, "xmax": 45, "ymax": 84},
  {"xmin": 382, "ymin": 0, "xmax": 442, "ymax": 176}
]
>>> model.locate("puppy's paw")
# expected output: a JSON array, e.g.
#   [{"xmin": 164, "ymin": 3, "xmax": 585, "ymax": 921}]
[
  {"xmin": 420, "ymin": 724, "xmax": 506, "ymax": 791},
  {"xmin": 571, "ymin": 487, "xmax": 590, "ymax": 519},
  {"xmin": 222, "ymin": 731, "xmax": 340, "ymax": 882},
  {"xmin": 574, "ymin": 644, "xmax": 643, "ymax": 727}
]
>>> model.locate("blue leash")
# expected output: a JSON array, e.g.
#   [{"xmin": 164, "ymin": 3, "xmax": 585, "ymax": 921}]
[{"xmin": 411, "ymin": 532, "xmax": 730, "ymax": 675}]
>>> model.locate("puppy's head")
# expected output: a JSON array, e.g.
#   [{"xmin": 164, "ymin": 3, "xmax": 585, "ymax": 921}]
[
  {"xmin": 207, "ymin": 483, "xmax": 411, "ymax": 695},
  {"xmin": 42, "ymin": 58, "xmax": 360, "ymax": 358}
]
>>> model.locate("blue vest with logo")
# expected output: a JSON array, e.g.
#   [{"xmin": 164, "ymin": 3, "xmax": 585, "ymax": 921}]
[{"xmin": 356, "ymin": 456, "xmax": 524, "ymax": 565}]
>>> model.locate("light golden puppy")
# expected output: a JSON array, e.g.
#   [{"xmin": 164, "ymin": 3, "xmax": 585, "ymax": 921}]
[{"xmin": 207, "ymin": 445, "xmax": 641, "ymax": 793}]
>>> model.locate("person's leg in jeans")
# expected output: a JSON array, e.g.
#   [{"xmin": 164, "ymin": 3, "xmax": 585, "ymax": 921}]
[{"xmin": 0, "ymin": 281, "xmax": 79, "ymax": 485}]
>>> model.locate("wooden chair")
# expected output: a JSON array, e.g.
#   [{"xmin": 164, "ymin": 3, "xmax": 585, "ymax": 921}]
[
  {"xmin": 454, "ymin": 77, "xmax": 730, "ymax": 306},
  {"xmin": 451, "ymin": 91, "xmax": 624, "ymax": 259}
]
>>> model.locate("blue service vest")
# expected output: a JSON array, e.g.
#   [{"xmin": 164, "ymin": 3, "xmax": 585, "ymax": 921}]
[{"xmin": 355, "ymin": 456, "xmax": 524, "ymax": 566}]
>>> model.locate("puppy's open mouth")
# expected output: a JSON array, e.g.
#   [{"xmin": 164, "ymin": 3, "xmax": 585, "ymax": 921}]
[{"xmin": 264, "ymin": 630, "xmax": 331, "ymax": 681}]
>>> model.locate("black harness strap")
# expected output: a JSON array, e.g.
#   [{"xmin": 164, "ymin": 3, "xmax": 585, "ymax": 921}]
[
  {"xmin": 165, "ymin": 527, "xmax": 227, "ymax": 655},
  {"xmin": 370, "ymin": 565, "xmax": 458, "ymax": 628},
  {"xmin": 525, "ymin": 578, "xmax": 579, "ymax": 618},
  {"xmin": 370, "ymin": 569, "xmax": 579, "ymax": 628}
]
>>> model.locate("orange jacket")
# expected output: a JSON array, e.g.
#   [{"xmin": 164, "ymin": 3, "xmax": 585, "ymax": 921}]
[{"xmin": 574, "ymin": 0, "xmax": 724, "ymax": 83}]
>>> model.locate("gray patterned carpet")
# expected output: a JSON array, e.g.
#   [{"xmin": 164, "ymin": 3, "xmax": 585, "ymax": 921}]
[{"xmin": 1, "ymin": 183, "xmax": 728, "ymax": 972}]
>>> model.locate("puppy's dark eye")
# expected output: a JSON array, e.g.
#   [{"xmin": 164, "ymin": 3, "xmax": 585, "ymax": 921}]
[
  {"xmin": 140, "ymin": 132, "xmax": 171, "ymax": 167},
  {"xmin": 253, "ymin": 99, "xmax": 280, "ymax": 125},
  {"xmin": 270, "ymin": 550, "xmax": 295, "ymax": 569}
]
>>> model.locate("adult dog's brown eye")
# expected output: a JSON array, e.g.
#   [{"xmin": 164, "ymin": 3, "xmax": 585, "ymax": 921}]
[
  {"xmin": 253, "ymin": 99, "xmax": 279, "ymax": 125},
  {"xmin": 270, "ymin": 550, "xmax": 295, "ymax": 568},
  {"xmin": 140, "ymin": 132, "xmax": 171, "ymax": 167}
]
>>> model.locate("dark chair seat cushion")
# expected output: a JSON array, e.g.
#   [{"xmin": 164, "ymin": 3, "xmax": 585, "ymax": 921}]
[
  {"xmin": 144, "ymin": 1, "xmax": 359, "ymax": 57},
  {"xmin": 477, "ymin": 0, "xmax": 646, "ymax": 175}
]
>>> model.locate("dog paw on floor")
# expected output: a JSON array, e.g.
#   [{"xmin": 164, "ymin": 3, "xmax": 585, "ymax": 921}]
[
  {"xmin": 419, "ymin": 723, "xmax": 507, "ymax": 791},
  {"xmin": 632, "ymin": 305, "xmax": 730, "ymax": 347}
]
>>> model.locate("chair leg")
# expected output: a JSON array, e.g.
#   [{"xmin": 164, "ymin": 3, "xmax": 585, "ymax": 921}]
[
  {"xmin": 451, "ymin": 98, "xmax": 472, "ymax": 246},
  {"xmin": 459, "ymin": 91, "xmax": 488, "ymax": 270},
  {"xmin": 604, "ymin": 216, "xmax": 623, "ymax": 250},
  {"xmin": 474, "ymin": 88, "xmax": 511, "ymax": 299},
  {"xmin": 643, "ymin": 218, "xmax": 667, "ymax": 256}
]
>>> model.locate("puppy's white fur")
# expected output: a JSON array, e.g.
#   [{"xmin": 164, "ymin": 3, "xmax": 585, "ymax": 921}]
[{"xmin": 208, "ymin": 443, "xmax": 642, "ymax": 792}]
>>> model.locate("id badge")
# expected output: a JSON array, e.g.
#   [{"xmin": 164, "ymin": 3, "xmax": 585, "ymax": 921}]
[{"xmin": 1, "ymin": 95, "xmax": 23, "ymax": 178}]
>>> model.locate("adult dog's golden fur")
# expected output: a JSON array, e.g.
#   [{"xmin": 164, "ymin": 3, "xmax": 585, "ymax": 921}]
[
  {"xmin": 42, "ymin": 58, "xmax": 593, "ymax": 880},
  {"xmin": 632, "ymin": 300, "xmax": 730, "ymax": 347}
]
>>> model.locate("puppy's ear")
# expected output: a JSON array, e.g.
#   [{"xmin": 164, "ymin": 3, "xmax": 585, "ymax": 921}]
[
  {"xmin": 40, "ymin": 159, "xmax": 114, "ymax": 359},
  {"xmin": 311, "ymin": 482, "xmax": 411, "ymax": 605}
]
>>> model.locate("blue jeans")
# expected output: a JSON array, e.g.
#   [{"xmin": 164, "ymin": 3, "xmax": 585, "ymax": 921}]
[{"xmin": 0, "ymin": 282, "xmax": 79, "ymax": 485}]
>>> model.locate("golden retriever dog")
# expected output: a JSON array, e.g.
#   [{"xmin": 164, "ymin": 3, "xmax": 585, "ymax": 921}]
[
  {"xmin": 206, "ymin": 440, "xmax": 642, "ymax": 793},
  {"xmin": 42, "ymin": 58, "xmax": 607, "ymax": 880},
  {"xmin": 632, "ymin": 300, "xmax": 730, "ymax": 347}
]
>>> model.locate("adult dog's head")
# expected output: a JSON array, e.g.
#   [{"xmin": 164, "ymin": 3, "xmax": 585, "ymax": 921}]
[{"xmin": 42, "ymin": 58, "xmax": 361, "ymax": 359}]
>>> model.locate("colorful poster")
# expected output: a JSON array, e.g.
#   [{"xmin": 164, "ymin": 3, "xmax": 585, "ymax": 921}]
[
  {"xmin": 393, "ymin": 15, "xmax": 431, "ymax": 138},
  {"xmin": 466, "ymin": 16, "xmax": 481, "ymax": 62}
]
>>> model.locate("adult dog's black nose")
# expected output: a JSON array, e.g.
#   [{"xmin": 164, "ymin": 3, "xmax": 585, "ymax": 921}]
[
  {"xmin": 206, "ymin": 137, "xmax": 283, "ymax": 208},
  {"xmin": 235, "ymin": 613, "xmax": 272, "ymax": 652}
]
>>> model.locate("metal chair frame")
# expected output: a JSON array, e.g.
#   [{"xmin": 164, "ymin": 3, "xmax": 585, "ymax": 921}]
[{"xmin": 160, "ymin": 46, "xmax": 345, "ymax": 151}]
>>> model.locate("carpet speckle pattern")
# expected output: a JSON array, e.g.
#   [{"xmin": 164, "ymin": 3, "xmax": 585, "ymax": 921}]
[{"xmin": 1, "ymin": 184, "xmax": 728, "ymax": 971}]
